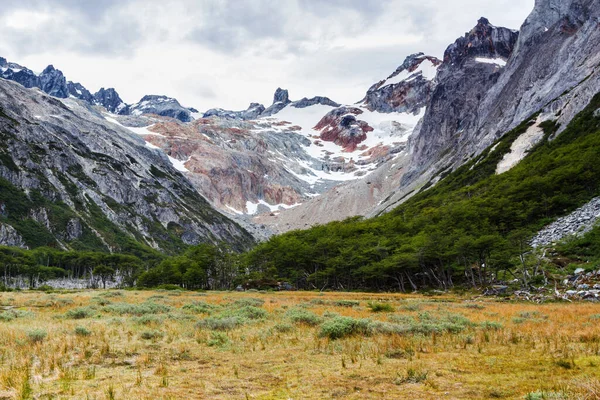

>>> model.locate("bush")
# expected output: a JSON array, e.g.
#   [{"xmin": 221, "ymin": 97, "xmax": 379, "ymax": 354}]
[
  {"xmin": 74, "ymin": 326, "xmax": 92, "ymax": 337},
  {"xmin": 182, "ymin": 301, "xmax": 217, "ymax": 315},
  {"xmin": 197, "ymin": 317, "xmax": 243, "ymax": 331},
  {"xmin": 367, "ymin": 302, "xmax": 395, "ymax": 313},
  {"xmin": 231, "ymin": 298, "xmax": 264, "ymax": 308},
  {"xmin": 319, "ymin": 317, "xmax": 371, "ymax": 340},
  {"xmin": 207, "ymin": 332, "xmax": 230, "ymax": 347},
  {"xmin": 104, "ymin": 302, "xmax": 171, "ymax": 316},
  {"xmin": 285, "ymin": 309, "xmax": 322, "ymax": 326},
  {"xmin": 27, "ymin": 329, "xmax": 47, "ymax": 343},
  {"xmin": 273, "ymin": 323, "xmax": 294, "ymax": 333},
  {"xmin": 140, "ymin": 330, "xmax": 164, "ymax": 340},
  {"xmin": 132, "ymin": 315, "xmax": 165, "ymax": 326},
  {"xmin": 333, "ymin": 300, "xmax": 360, "ymax": 308},
  {"xmin": 65, "ymin": 307, "xmax": 96, "ymax": 319},
  {"xmin": 220, "ymin": 306, "xmax": 267, "ymax": 321}
]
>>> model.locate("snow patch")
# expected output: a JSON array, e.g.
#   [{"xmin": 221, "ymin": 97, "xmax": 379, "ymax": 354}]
[
  {"xmin": 496, "ymin": 118, "xmax": 546, "ymax": 174},
  {"xmin": 475, "ymin": 57, "xmax": 507, "ymax": 67},
  {"xmin": 381, "ymin": 58, "xmax": 438, "ymax": 88},
  {"xmin": 245, "ymin": 200, "xmax": 301, "ymax": 215}
]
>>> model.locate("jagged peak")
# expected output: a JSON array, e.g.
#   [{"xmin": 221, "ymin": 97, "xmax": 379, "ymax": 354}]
[{"xmin": 273, "ymin": 88, "xmax": 290, "ymax": 105}]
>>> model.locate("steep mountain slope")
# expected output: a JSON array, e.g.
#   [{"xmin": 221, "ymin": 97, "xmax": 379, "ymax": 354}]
[
  {"xmin": 245, "ymin": 90, "xmax": 600, "ymax": 290},
  {"xmin": 0, "ymin": 79, "xmax": 253, "ymax": 252}
]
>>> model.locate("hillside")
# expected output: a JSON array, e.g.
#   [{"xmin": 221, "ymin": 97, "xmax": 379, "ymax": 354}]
[
  {"xmin": 0, "ymin": 79, "xmax": 254, "ymax": 254},
  {"xmin": 244, "ymin": 93, "xmax": 600, "ymax": 290}
]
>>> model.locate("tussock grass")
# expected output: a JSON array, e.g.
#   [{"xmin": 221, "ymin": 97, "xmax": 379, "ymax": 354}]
[{"xmin": 0, "ymin": 290, "xmax": 598, "ymax": 399}]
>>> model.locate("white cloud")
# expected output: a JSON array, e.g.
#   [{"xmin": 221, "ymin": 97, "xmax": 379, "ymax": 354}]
[{"xmin": 0, "ymin": 0, "xmax": 535, "ymax": 111}]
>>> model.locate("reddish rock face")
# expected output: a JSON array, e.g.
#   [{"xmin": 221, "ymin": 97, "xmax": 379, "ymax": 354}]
[
  {"xmin": 314, "ymin": 107, "xmax": 374, "ymax": 152},
  {"xmin": 140, "ymin": 117, "xmax": 305, "ymax": 214}
]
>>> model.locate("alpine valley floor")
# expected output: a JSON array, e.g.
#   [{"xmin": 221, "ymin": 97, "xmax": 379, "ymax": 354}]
[{"xmin": 0, "ymin": 290, "xmax": 599, "ymax": 399}]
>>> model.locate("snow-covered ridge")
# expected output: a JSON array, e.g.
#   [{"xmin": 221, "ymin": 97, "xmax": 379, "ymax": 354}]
[{"xmin": 381, "ymin": 58, "xmax": 439, "ymax": 88}]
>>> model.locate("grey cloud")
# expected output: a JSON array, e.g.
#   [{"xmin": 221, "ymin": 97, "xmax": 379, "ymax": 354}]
[
  {"xmin": 1, "ymin": 0, "xmax": 142, "ymax": 57},
  {"xmin": 186, "ymin": 0, "xmax": 291, "ymax": 53}
]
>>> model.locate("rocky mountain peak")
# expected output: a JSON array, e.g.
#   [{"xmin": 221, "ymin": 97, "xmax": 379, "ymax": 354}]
[
  {"xmin": 42, "ymin": 65, "xmax": 56, "ymax": 74},
  {"xmin": 273, "ymin": 88, "xmax": 290, "ymax": 104},
  {"xmin": 94, "ymin": 87, "xmax": 127, "ymax": 114},
  {"xmin": 443, "ymin": 18, "xmax": 519, "ymax": 66},
  {"xmin": 360, "ymin": 52, "xmax": 441, "ymax": 114},
  {"xmin": 39, "ymin": 64, "xmax": 69, "ymax": 98}
]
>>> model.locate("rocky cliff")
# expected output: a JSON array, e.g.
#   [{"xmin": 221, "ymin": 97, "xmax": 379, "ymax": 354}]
[
  {"xmin": 360, "ymin": 53, "xmax": 441, "ymax": 114},
  {"xmin": 0, "ymin": 79, "xmax": 253, "ymax": 252}
]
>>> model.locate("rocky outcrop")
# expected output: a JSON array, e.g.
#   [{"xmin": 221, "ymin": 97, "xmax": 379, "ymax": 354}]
[
  {"xmin": 39, "ymin": 65, "xmax": 69, "ymax": 98},
  {"xmin": 204, "ymin": 103, "xmax": 266, "ymax": 120},
  {"xmin": 531, "ymin": 197, "xmax": 600, "ymax": 247},
  {"xmin": 262, "ymin": 88, "xmax": 293, "ymax": 117},
  {"xmin": 361, "ymin": 53, "xmax": 441, "ymax": 114},
  {"xmin": 67, "ymin": 81, "xmax": 95, "ymax": 103},
  {"xmin": 128, "ymin": 95, "xmax": 192, "ymax": 122},
  {"xmin": 203, "ymin": 88, "xmax": 340, "ymax": 120},
  {"xmin": 0, "ymin": 79, "xmax": 253, "ymax": 252},
  {"xmin": 314, "ymin": 107, "xmax": 373, "ymax": 151},
  {"xmin": 292, "ymin": 96, "xmax": 340, "ymax": 109},
  {"xmin": 93, "ymin": 88, "xmax": 128, "ymax": 114},
  {"xmin": 404, "ymin": 18, "xmax": 519, "ymax": 183},
  {"xmin": 0, "ymin": 223, "xmax": 26, "ymax": 248}
]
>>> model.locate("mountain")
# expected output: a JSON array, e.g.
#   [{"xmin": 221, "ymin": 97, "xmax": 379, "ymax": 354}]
[
  {"xmin": 360, "ymin": 53, "xmax": 441, "ymax": 114},
  {"xmin": 128, "ymin": 95, "xmax": 194, "ymax": 122},
  {"xmin": 244, "ymin": 0, "xmax": 600, "ymax": 291},
  {"xmin": 0, "ymin": 78, "xmax": 253, "ymax": 252},
  {"xmin": 0, "ymin": 58, "xmax": 195, "ymax": 122},
  {"xmin": 256, "ymin": 1, "xmax": 600, "ymax": 233},
  {"xmin": 203, "ymin": 88, "xmax": 341, "ymax": 120}
]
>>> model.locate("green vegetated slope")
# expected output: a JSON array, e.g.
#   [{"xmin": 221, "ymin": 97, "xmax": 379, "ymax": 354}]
[{"xmin": 244, "ymin": 93, "xmax": 600, "ymax": 290}]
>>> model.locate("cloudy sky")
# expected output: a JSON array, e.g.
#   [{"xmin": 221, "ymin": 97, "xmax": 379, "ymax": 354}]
[{"xmin": 0, "ymin": 0, "xmax": 534, "ymax": 111}]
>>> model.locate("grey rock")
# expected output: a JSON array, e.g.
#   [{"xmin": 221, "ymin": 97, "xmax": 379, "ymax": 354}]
[
  {"xmin": 273, "ymin": 88, "xmax": 290, "ymax": 104},
  {"xmin": 0, "ymin": 79, "xmax": 253, "ymax": 252},
  {"xmin": 203, "ymin": 103, "xmax": 266, "ymax": 120},
  {"xmin": 0, "ymin": 223, "xmax": 27, "ymax": 248},
  {"xmin": 531, "ymin": 197, "xmax": 600, "ymax": 247},
  {"xmin": 93, "ymin": 88, "xmax": 128, "ymax": 114},
  {"xmin": 361, "ymin": 53, "xmax": 441, "ymax": 114},
  {"xmin": 129, "ymin": 95, "xmax": 192, "ymax": 122},
  {"xmin": 39, "ymin": 65, "xmax": 69, "ymax": 98},
  {"xmin": 66, "ymin": 218, "xmax": 83, "ymax": 241},
  {"xmin": 405, "ymin": 18, "xmax": 518, "ymax": 183},
  {"xmin": 67, "ymin": 81, "xmax": 95, "ymax": 103},
  {"xmin": 291, "ymin": 96, "xmax": 340, "ymax": 109},
  {"xmin": 594, "ymin": 108, "xmax": 600, "ymax": 118}
]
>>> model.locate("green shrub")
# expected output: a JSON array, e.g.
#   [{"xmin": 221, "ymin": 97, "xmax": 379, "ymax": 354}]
[
  {"xmin": 104, "ymin": 302, "xmax": 171, "ymax": 316},
  {"xmin": 367, "ymin": 302, "xmax": 395, "ymax": 313},
  {"xmin": 319, "ymin": 317, "xmax": 371, "ymax": 340},
  {"xmin": 182, "ymin": 301, "xmax": 218, "ymax": 315},
  {"xmin": 140, "ymin": 330, "xmax": 164, "ymax": 340},
  {"xmin": 285, "ymin": 309, "xmax": 322, "ymax": 326},
  {"xmin": 65, "ymin": 307, "xmax": 96, "ymax": 319},
  {"xmin": 196, "ymin": 317, "xmax": 243, "ymax": 331},
  {"xmin": 480, "ymin": 321, "xmax": 503, "ymax": 330},
  {"xmin": 74, "ymin": 326, "xmax": 92, "ymax": 337},
  {"xmin": 273, "ymin": 323, "xmax": 294, "ymax": 333},
  {"xmin": 132, "ymin": 315, "xmax": 165, "ymax": 326},
  {"xmin": 231, "ymin": 298, "xmax": 264, "ymax": 308},
  {"xmin": 207, "ymin": 332, "xmax": 230, "ymax": 347},
  {"xmin": 333, "ymin": 300, "xmax": 360, "ymax": 308},
  {"xmin": 220, "ymin": 306, "xmax": 267, "ymax": 321},
  {"xmin": 27, "ymin": 329, "xmax": 47, "ymax": 343}
]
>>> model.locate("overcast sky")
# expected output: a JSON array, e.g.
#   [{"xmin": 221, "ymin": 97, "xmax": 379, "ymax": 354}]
[{"xmin": 0, "ymin": 0, "xmax": 534, "ymax": 111}]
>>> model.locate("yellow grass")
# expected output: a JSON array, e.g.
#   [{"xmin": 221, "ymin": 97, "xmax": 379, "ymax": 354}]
[{"xmin": 0, "ymin": 290, "xmax": 599, "ymax": 399}]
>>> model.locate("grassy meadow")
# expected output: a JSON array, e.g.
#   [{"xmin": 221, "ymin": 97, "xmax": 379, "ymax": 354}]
[{"xmin": 0, "ymin": 290, "xmax": 599, "ymax": 399}]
